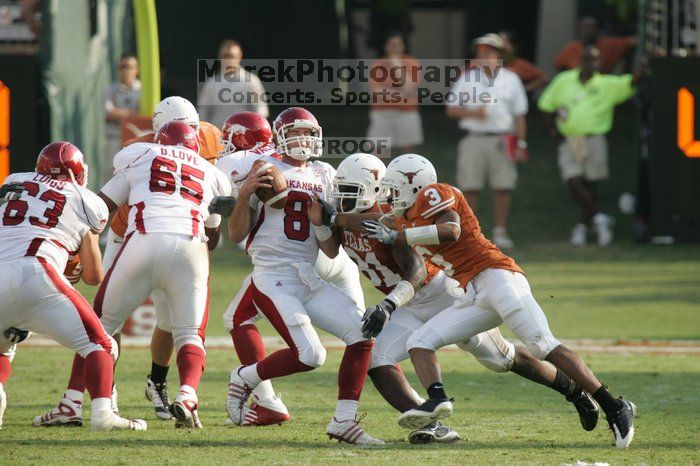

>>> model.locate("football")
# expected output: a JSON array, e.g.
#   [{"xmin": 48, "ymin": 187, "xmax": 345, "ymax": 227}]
[
  {"xmin": 253, "ymin": 159, "xmax": 288, "ymax": 209},
  {"xmin": 64, "ymin": 253, "xmax": 83, "ymax": 284}
]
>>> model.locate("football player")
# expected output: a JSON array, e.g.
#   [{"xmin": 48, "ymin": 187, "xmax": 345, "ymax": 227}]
[
  {"xmin": 38, "ymin": 122, "xmax": 231, "ymax": 429},
  {"xmin": 323, "ymin": 153, "xmax": 599, "ymax": 443},
  {"xmin": 222, "ymin": 107, "xmax": 382, "ymax": 444},
  {"xmin": 0, "ymin": 142, "xmax": 146, "ymax": 431},
  {"xmin": 361, "ymin": 154, "xmax": 637, "ymax": 449},
  {"xmin": 215, "ymin": 112, "xmax": 367, "ymax": 426}
]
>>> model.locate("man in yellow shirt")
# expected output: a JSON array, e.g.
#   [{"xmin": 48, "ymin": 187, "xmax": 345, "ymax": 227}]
[{"xmin": 538, "ymin": 46, "xmax": 637, "ymax": 246}]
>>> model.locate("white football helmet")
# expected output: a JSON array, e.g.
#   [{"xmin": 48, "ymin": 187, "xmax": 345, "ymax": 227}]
[
  {"xmin": 332, "ymin": 153, "xmax": 387, "ymax": 214},
  {"xmin": 152, "ymin": 96, "xmax": 200, "ymax": 132},
  {"xmin": 380, "ymin": 154, "xmax": 437, "ymax": 216}
]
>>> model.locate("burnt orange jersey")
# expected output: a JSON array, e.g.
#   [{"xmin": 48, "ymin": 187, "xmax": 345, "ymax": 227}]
[
  {"xmin": 111, "ymin": 121, "xmax": 222, "ymax": 237},
  {"xmin": 340, "ymin": 204, "xmax": 439, "ymax": 295},
  {"xmin": 397, "ymin": 183, "xmax": 523, "ymax": 288}
]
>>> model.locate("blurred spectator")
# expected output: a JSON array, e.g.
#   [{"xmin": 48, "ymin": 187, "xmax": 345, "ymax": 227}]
[
  {"xmin": 499, "ymin": 31, "xmax": 549, "ymax": 93},
  {"xmin": 538, "ymin": 45, "xmax": 638, "ymax": 247},
  {"xmin": 19, "ymin": 0, "xmax": 41, "ymax": 38},
  {"xmin": 446, "ymin": 33, "xmax": 528, "ymax": 249},
  {"xmin": 198, "ymin": 39, "xmax": 268, "ymax": 128},
  {"xmin": 368, "ymin": 0, "xmax": 413, "ymax": 54},
  {"xmin": 367, "ymin": 32, "xmax": 422, "ymax": 157},
  {"xmin": 554, "ymin": 16, "xmax": 636, "ymax": 73},
  {"xmin": 103, "ymin": 53, "xmax": 140, "ymax": 185}
]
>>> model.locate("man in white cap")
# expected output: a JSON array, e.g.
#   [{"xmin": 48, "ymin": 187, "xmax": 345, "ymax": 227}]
[{"xmin": 446, "ymin": 33, "xmax": 528, "ymax": 248}]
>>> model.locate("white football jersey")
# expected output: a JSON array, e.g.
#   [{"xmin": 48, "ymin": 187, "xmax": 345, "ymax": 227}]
[
  {"xmin": 216, "ymin": 143, "xmax": 276, "ymax": 187},
  {"xmin": 101, "ymin": 142, "xmax": 232, "ymax": 241},
  {"xmin": 247, "ymin": 155, "xmax": 336, "ymax": 268},
  {"xmin": 0, "ymin": 172, "xmax": 109, "ymax": 271}
]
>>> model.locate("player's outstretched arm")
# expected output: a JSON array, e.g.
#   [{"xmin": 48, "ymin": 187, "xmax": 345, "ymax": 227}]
[
  {"xmin": 362, "ymin": 209, "xmax": 461, "ymax": 246},
  {"xmin": 78, "ymin": 230, "xmax": 104, "ymax": 285}
]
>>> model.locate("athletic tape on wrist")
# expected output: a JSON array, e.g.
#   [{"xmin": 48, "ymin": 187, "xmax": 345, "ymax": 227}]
[
  {"xmin": 405, "ymin": 224, "xmax": 440, "ymax": 245},
  {"xmin": 313, "ymin": 224, "xmax": 333, "ymax": 241},
  {"xmin": 385, "ymin": 280, "xmax": 415, "ymax": 309}
]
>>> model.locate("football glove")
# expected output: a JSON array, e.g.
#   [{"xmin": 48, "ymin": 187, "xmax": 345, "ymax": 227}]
[
  {"xmin": 3, "ymin": 327, "xmax": 30, "ymax": 344},
  {"xmin": 361, "ymin": 299, "xmax": 396, "ymax": 339},
  {"xmin": 0, "ymin": 182, "xmax": 24, "ymax": 205},
  {"xmin": 208, "ymin": 196, "xmax": 237, "ymax": 217},
  {"xmin": 362, "ymin": 220, "xmax": 398, "ymax": 244},
  {"xmin": 316, "ymin": 196, "xmax": 337, "ymax": 227}
]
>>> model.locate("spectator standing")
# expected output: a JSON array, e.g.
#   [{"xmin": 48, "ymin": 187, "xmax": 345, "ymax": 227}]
[
  {"xmin": 367, "ymin": 32, "xmax": 422, "ymax": 157},
  {"xmin": 198, "ymin": 39, "xmax": 268, "ymax": 128},
  {"xmin": 555, "ymin": 16, "xmax": 636, "ymax": 73},
  {"xmin": 446, "ymin": 33, "xmax": 528, "ymax": 249},
  {"xmin": 103, "ymin": 53, "xmax": 140, "ymax": 185},
  {"xmin": 499, "ymin": 31, "xmax": 549, "ymax": 93},
  {"xmin": 538, "ymin": 45, "xmax": 638, "ymax": 246}
]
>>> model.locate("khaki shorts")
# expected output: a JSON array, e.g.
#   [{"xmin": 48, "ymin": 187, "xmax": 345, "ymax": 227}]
[
  {"xmin": 456, "ymin": 134, "xmax": 517, "ymax": 191},
  {"xmin": 558, "ymin": 135, "xmax": 609, "ymax": 182},
  {"xmin": 367, "ymin": 109, "xmax": 423, "ymax": 152}
]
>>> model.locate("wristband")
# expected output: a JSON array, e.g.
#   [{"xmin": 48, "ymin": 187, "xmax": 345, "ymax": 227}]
[
  {"xmin": 313, "ymin": 224, "xmax": 333, "ymax": 241},
  {"xmin": 405, "ymin": 225, "xmax": 440, "ymax": 246},
  {"xmin": 385, "ymin": 280, "xmax": 415, "ymax": 309}
]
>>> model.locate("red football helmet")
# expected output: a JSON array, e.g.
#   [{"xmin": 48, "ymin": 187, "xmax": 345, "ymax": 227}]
[
  {"xmin": 220, "ymin": 111, "xmax": 272, "ymax": 155},
  {"xmin": 273, "ymin": 107, "xmax": 323, "ymax": 160},
  {"xmin": 155, "ymin": 120, "xmax": 200, "ymax": 153},
  {"xmin": 36, "ymin": 141, "xmax": 88, "ymax": 186}
]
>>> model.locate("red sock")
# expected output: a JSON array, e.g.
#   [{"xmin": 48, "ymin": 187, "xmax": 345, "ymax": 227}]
[
  {"xmin": 338, "ymin": 341, "xmax": 373, "ymax": 401},
  {"xmin": 256, "ymin": 348, "xmax": 314, "ymax": 380},
  {"xmin": 231, "ymin": 324, "xmax": 267, "ymax": 365},
  {"xmin": 176, "ymin": 344, "xmax": 206, "ymax": 389},
  {"xmin": 0, "ymin": 355, "xmax": 11, "ymax": 384},
  {"xmin": 83, "ymin": 350, "xmax": 113, "ymax": 399},
  {"xmin": 67, "ymin": 354, "xmax": 86, "ymax": 392}
]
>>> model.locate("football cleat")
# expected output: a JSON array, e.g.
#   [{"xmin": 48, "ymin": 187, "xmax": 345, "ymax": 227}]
[
  {"xmin": 566, "ymin": 387, "xmax": 599, "ymax": 431},
  {"xmin": 326, "ymin": 415, "xmax": 385, "ymax": 445},
  {"xmin": 91, "ymin": 413, "xmax": 147, "ymax": 431},
  {"xmin": 33, "ymin": 395, "xmax": 83, "ymax": 427},
  {"xmin": 606, "ymin": 398, "xmax": 637, "ymax": 449},
  {"xmin": 570, "ymin": 223, "xmax": 587, "ymax": 246},
  {"xmin": 398, "ymin": 398, "xmax": 453, "ymax": 430},
  {"xmin": 593, "ymin": 213, "xmax": 615, "ymax": 247},
  {"xmin": 242, "ymin": 394, "xmax": 290, "ymax": 426},
  {"xmin": 145, "ymin": 375, "xmax": 173, "ymax": 420},
  {"xmin": 0, "ymin": 384, "xmax": 6, "ymax": 430},
  {"xmin": 408, "ymin": 421, "xmax": 461, "ymax": 444},
  {"xmin": 110, "ymin": 385, "xmax": 119, "ymax": 415},
  {"xmin": 226, "ymin": 366, "xmax": 256, "ymax": 425},
  {"xmin": 170, "ymin": 392, "xmax": 202, "ymax": 429}
]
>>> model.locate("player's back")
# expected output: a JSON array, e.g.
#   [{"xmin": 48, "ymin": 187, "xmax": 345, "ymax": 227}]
[
  {"xmin": 246, "ymin": 155, "xmax": 334, "ymax": 268},
  {"xmin": 216, "ymin": 143, "xmax": 277, "ymax": 187},
  {"xmin": 101, "ymin": 142, "xmax": 231, "ymax": 240},
  {"xmin": 0, "ymin": 172, "xmax": 108, "ymax": 271},
  {"xmin": 403, "ymin": 183, "xmax": 523, "ymax": 287}
]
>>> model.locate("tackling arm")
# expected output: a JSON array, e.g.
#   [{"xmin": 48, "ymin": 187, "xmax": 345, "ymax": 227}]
[{"xmin": 363, "ymin": 209, "xmax": 461, "ymax": 246}]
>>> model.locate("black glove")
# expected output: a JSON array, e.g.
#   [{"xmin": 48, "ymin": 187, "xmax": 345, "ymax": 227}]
[
  {"xmin": 208, "ymin": 196, "xmax": 237, "ymax": 217},
  {"xmin": 0, "ymin": 182, "xmax": 24, "ymax": 203},
  {"xmin": 3, "ymin": 327, "xmax": 30, "ymax": 344},
  {"xmin": 317, "ymin": 196, "xmax": 336, "ymax": 227},
  {"xmin": 361, "ymin": 299, "xmax": 396, "ymax": 339}
]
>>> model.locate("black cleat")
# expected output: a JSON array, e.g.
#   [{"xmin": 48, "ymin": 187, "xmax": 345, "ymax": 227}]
[
  {"xmin": 398, "ymin": 398, "xmax": 453, "ymax": 430},
  {"xmin": 566, "ymin": 386, "xmax": 599, "ymax": 431},
  {"xmin": 145, "ymin": 375, "xmax": 173, "ymax": 420},
  {"xmin": 606, "ymin": 398, "xmax": 636, "ymax": 449},
  {"xmin": 408, "ymin": 421, "xmax": 461, "ymax": 444}
]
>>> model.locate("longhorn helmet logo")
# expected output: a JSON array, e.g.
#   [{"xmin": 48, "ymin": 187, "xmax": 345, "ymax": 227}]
[
  {"xmin": 361, "ymin": 167, "xmax": 381, "ymax": 180},
  {"xmin": 398, "ymin": 169, "xmax": 423, "ymax": 184}
]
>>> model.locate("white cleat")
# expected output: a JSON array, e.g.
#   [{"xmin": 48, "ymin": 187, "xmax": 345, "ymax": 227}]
[
  {"xmin": 33, "ymin": 395, "xmax": 83, "ymax": 427},
  {"xmin": 145, "ymin": 376, "xmax": 173, "ymax": 420},
  {"xmin": 593, "ymin": 213, "xmax": 615, "ymax": 247},
  {"xmin": 110, "ymin": 385, "xmax": 119, "ymax": 415},
  {"xmin": 242, "ymin": 393, "xmax": 290, "ymax": 426},
  {"xmin": 570, "ymin": 223, "xmax": 587, "ymax": 246},
  {"xmin": 0, "ymin": 385, "xmax": 6, "ymax": 430},
  {"xmin": 170, "ymin": 391, "xmax": 202, "ymax": 429},
  {"xmin": 226, "ymin": 366, "xmax": 256, "ymax": 425},
  {"xmin": 91, "ymin": 412, "xmax": 147, "ymax": 431},
  {"xmin": 326, "ymin": 415, "xmax": 385, "ymax": 445},
  {"xmin": 398, "ymin": 398, "xmax": 454, "ymax": 430}
]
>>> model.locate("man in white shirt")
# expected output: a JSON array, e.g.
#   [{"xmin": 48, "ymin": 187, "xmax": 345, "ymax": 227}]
[
  {"xmin": 198, "ymin": 39, "xmax": 269, "ymax": 128},
  {"xmin": 446, "ymin": 33, "xmax": 528, "ymax": 248}
]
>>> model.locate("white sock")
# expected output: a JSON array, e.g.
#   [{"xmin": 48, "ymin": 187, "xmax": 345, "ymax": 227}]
[
  {"xmin": 333, "ymin": 399, "xmax": 359, "ymax": 422},
  {"xmin": 64, "ymin": 389, "xmax": 84, "ymax": 403},
  {"xmin": 252, "ymin": 379, "xmax": 276, "ymax": 399},
  {"xmin": 0, "ymin": 382, "xmax": 4, "ymax": 393},
  {"xmin": 90, "ymin": 397, "xmax": 112, "ymax": 417},
  {"xmin": 410, "ymin": 386, "xmax": 425, "ymax": 404},
  {"xmin": 239, "ymin": 364, "xmax": 263, "ymax": 386},
  {"xmin": 178, "ymin": 384, "xmax": 196, "ymax": 398}
]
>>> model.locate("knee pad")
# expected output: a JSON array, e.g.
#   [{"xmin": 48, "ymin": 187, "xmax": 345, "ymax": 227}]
[
  {"xmin": 457, "ymin": 334, "xmax": 515, "ymax": 373},
  {"xmin": 525, "ymin": 336, "xmax": 561, "ymax": 360},
  {"xmin": 297, "ymin": 342, "xmax": 326, "ymax": 368}
]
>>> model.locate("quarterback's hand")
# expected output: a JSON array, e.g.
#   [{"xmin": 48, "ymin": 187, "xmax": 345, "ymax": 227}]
[
  {"xmin": 317, "ymin": 196, "xmax": 336, "ymax": 227},
  {"xmin": 0, "ymin": 182, "xmax": 24, "ymax": 204},
  {"xmin": 209, "ymin": 196, "xmax": 237, "ymax": 217},
  {"xmin": 362, "ymin": 220, "xmax": 398, "ymax": 244},
  {"xmin": 361, "ymin": 300, "xmax": 396, "ymax": 339},
  {"xmin": 3, "ymin": 327, "xmax": 30, "ymax": 344}
]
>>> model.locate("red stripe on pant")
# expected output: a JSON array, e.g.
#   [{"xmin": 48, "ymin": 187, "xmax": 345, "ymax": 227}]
[
  {"xmin": 229, "ymin": 281, "xmax": 268, "ymax": 365},
  {"xmin": 250, "ymin": 279, "xmax": 314, "ymax": 380},
  {"xmin": 197, "ymin": 278, "xmax": 210, "ymax": 342},
  {"xmin": 93, "ymin": 232, "xmax": 133, "ymax": 318}
]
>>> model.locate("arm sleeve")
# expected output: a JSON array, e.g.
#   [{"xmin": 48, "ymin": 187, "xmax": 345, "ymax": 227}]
[
  {"xmin": 510, "ymin": 74, "xmax": 529, "ymax": 116},
  {"xmin": 416, "ymin": 184, "xmax": 457, "ymax": 220},
  {"xmin": 79, "ymin": 190, "xmax": 110, "ymax": 234},
  {"xmin": 608, "ymin": 74, "xmax": 636, "ymax": 104},
  {"xmin": 537, "ymin": 75, "xmax": 562, "ymax": 112}
]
